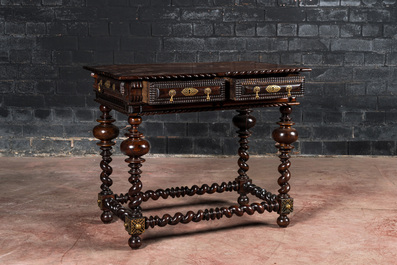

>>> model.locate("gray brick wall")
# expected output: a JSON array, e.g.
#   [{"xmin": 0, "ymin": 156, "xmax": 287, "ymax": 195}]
[{"xmin": 1, "ymin": 0, "xmax": 397, "ymax": 156}]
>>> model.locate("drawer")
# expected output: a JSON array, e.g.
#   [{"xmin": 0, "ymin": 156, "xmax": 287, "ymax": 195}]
[
  {"xmin": 230, "ymin": 76, "xmax": 305, "ymax": 101},
  {"xmin": 143, "ymin": 79, "xmax": 226, "ymax": 105}
]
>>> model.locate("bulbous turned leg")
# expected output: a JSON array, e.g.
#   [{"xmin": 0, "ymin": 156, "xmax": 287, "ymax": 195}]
[
  {"xmin": 93, "ymin": 105, "xmax": 119, "ymax": 224},
  {"xmin": 272, "ymin": 105, "xmax": 298, "ymax": 228},
  {"xmin": 121, "ymin": 115, "xmax": 150, "ymax": 250},
  {"xmin": 232, "ymin": 109, "xmax": 256, "ymax": 206}
]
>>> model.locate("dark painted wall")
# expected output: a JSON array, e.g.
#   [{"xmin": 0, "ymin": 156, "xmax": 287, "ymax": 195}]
[{"xmin": 1, "ymin": 0, "xmax": 396, "ymax": 156}]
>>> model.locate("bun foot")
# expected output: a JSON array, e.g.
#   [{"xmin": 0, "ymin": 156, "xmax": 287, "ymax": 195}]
[
  {"xmin": 277, "ymin": 215, "xmax": 290, "ymax": 227},
  {"xmin": 128, "ymin": 235, "xmax": 142, "ymax": 249},
  {"xmin": 100, "ymin": 211, "xmax": 113, "ymax": 224}
]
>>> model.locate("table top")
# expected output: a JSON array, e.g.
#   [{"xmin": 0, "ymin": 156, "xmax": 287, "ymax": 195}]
[{"xmin": 84, "ymin": 61, "xmax": 311, "ymax": 81}]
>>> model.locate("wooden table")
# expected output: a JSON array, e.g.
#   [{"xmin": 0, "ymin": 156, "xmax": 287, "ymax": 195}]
[{"xmin": 84, "ymin": 61, "xmax": 311, "ymax": 249}]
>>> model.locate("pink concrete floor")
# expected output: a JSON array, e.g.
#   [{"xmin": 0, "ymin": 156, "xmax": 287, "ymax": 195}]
[{"xmin": 0, "ymin": 156, "xmax": 396, "ymax": 264}]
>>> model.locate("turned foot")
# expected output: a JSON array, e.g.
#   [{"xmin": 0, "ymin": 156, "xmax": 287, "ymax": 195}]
[
  {"xmin": 100, "ymin": 210, "xmax": 113, "ymax": 224},
  {"xmin": 128, "ymin": 235, "xmax": 142, "ymax": 249},
  {"xmin": 277, "ymin": 215, "xmax": 290, "ymax": 228}
]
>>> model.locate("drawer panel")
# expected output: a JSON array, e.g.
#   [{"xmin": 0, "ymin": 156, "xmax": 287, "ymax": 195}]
[
  {"xmin": 144, "ymin": 79, "xmax": 226, "ymax": 105},
  {"xmin": 230, "ymin": 76, "xmax": 305, "ymax": 101}
]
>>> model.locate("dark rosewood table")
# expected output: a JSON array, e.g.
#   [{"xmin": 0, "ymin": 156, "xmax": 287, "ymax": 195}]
[{"xmin": 84, "ymin": 61, "xmax": 311, "ymax": 250}]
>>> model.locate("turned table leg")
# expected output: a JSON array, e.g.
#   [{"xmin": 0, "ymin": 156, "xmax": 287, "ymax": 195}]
[
  {"xmin": 232, "ymin": 109, "xmax": 256, "ymax": 206},
  {"xmin": 272, "ymin": 105, "xmax": 297, "ymax": 227},
  {"xmin": 120, "ymin": 115, "xmax": 150, "ymax": 249},
  {"xmin": 93, "ymin": 105, "xmax": 120, "ymax": 223}
]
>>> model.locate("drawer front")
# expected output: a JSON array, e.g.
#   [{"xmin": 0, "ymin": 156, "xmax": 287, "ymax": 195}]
[
  {"xmin": 230, "ymin": 76, "xmax": 305, "ymax": 101},
  {"xmin": 144, "ymin": 79, "xmax": 226, "ymax": 105}
]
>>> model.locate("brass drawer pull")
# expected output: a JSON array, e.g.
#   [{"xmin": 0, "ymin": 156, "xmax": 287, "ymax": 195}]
[
  {"xmin": 253, "ymin": 86, "xmax": 260, "ymax": 99},
  {"xmin": 266, "ymin": 85, "xmax": 281, "ymax": 93},
  {"xmin": 286, "ymin": 85, "xmax": 292, "ymax": 97},
  {"xmin": 204, "ymin": 87, "xmax": 211, "ymax": 100},
  {"xmin": 169, "ymin": 89, "xmax": 176, "ymax": 102}
]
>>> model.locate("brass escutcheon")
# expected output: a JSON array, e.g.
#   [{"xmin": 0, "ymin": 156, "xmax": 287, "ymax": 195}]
[
  {"xmin": 204, "ymin": 87, "xmax": 211, "ymax": 100},
  {"xmin": 266, "ymin": 85, "xmax": 281, "ymax": 93},
  {"xmin": 253, "ymin": 86, "xmax": 261, "ymax": 99},
  {"xmin": 104, "ymin": 80, "xmax": 111, "ymax": 89},
  {"xmin": 182, "ymin": 87, "xmax": 199, "ymax": 96},
  {"xmin": 169, "ymin": 89, "xmax": 176, "ymax": 102}
]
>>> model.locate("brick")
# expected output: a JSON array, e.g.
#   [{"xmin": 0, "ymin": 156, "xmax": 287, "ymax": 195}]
[
  {"xmin": 88, "ymin": 22, "xmax": 109, "ymax": 36},
  {"xmin": 24, "ymin": 124, "xmax": 64, "ymax": 137},
  {"xmin": 373, "ymin": 39, "xmax": 393, "ymax": 53},
  {"xmin": 9, "ymin": 50, "xmax": 31, "ymax": 63},
  {"xmin": 310, "ymin": 67, "xmax": 353, "ymax": 82},
  {"xmin": 312, "ymin": 126, "xmax": 352, "ymax": 140},
  {"xmin": 366, "ymin": 81, "xmax": 387, "ymax": 95},
  {"xmin": 350, "ymin": 9, "xmax": 390, "ymax": 23},
  {"xmin": 372, "ymin": 141, "xmax": 395, "ymax": 156},
  {"xmin": 277, "ymin": 23, "xmax": 297, "ymax": 36},
  {"xmin": 349, "ymin": 141, "xmax": 371, "ymax": 155},
  {"xmin": 362, "ymin": 24, "xmax": 381, "ymax": 37},
  {"xmin": 139, "ymin": 7, "xmax": 179, "ymax": 21},
  {"xmin": 4, "ymin": 94, "xmax": 44, "ymax": 108},
  {"xmin": 34, "ymin": 109, "xmax": 52, "ymax": 121},
  {"xmin": 378, "ymin": 96, "xmax": 397, "ymax": 111},
  {"xmin": 9, "ymin": 139, "xmax": 32, "ymax": 155},
  {"xmin": 344, "ymin": 111, "xmax": 363, "ymax": 123},
  {"xmin": 331, "ymin": 39, "xmax": 371, "ymax": 52},
  {"xmin": 144, "ymin": 137, "xmax": 166, "ymax": 154},
  {"xmin": 53, "ymin": 51, "xmax": 73, "ymax": 65},
  {"xmin": 164, "ymin": 37, "xmax": 204, "ymax": 51},
  {"xmin": 198, "ymin": 51, "xmax": 220, "ymax": 62},
  {"xmin": 5, "ymin": 22, "xmax": 25, "ymax": 35},
  {"xmin": 193, "ymin": 0, "xmax": 213, "ymax": 5},
  {"xmin": 265, "ymin": 7, "xmax": 305, "ymax": 21},
  {"xmin": 46, "ymin": 22, "xmax": 68, "ymax": 35},
  {"xmin": 224, "ymin": 7, "xmax": 264, "ymax": 22},
  {"xmin": 280, "ymin": 53, "xmax": 302, "ymax": 64},
  {"xmin": 0, "ymin": 81, "xmax": 14, "ymax": 94},
  {"xmin": 205, "ymin": 37, "xmax": 244, "ymax": 51},
  {"xmin": 256, "ymin": 23, "xmax": 276, "ymax": 36},
  {"xmin": 214, "ymin": 23, "xmax": 235, "ymax": 36},
  {"xmin": 152, "ymin": 23, "xmax": 172, "ymax": 36},
  {"xmin": 55, "ymin": 7, "xmax": 96, "ymax": 21},
  {"xmin": 15, "ymin": 81, "xmax": 35, "ymax": 94},
  {"xmin": 54, "ymin": 109, "xmax": 73, "ymax": 122},
  {"xmin": 250, "ymin": 139, "xmax": 275, "ymax": 155},
  {"xmin": 188, "ymin": 123, "xmax": 209, "ymax": 137},
  {"xmin": 364, "ymin": 53, "xmax": 385, "ymax": 66},
  {"xmin": 109, "ymin": 22, "xmax": 130, "ymax": 36},
  {"xmin": 319, "ymin": 0, "xmax": 340, "ymax": 6},
  {"xmin": 236, "ymin": 22, "xmax": 255, "ymax": 36},
  {"xmin": 365, "ymin": 111, "xmax": 385, "ymax": 123},
  {"xmin": 324, "ymin": 111, "xmax": 343, "ymax": 123},
  {"xmin": 194, "ymin": 137, "xmax": 223, "ymax": 155},
  {"xmin": 319, "ymin": 25, "xmax": 339, "ymax": 37},
  {"xmin": 324, "ymin": 53, "xmax": 344, "ymax": 66},
  {"xmin": 130, "ymin": 22, "xmax": 151, "ymax": 36},
  {"xmin": 247, "ymin": 38, "xmax": 287, "ymax": 51},
  {"xmin": 26, "ymin": 22, "xmax": 46, "ymax": 35},
  {"xmin": 0, "ymin": 124, "xmax": 23, "ymax": 137},
  {"xmin": 219, "ymin": 52, "xmax": 240, "ymax": 62},
  {"xmin": 14, "ymin": 7, "xmax": 54, "ymax": 22},
  {"xmin": 354, "ymin": 125, "xmax": 397, "ymax": 140},
  {"xmin": 120, "ymin": 36, "xmax": 160, "ymax": 51},
  {"xmin": 341, "ymin": 0, "xmax": 361, "ymax": 5},
  {"xmin": 71, "ymin": 139, "xmax": 97, "ymax": 155},
  {"xmin": 302, "ymin": 53, "xmax": 322, "ymax": 65},
  {"xmin": 298, "ymin": 24, "xmax": 318, "ymax": 37},
  {"xmin": 37, "ymin": 36, "xmax": 78, "ymax": 51},
  {"xmin": 289, "ymin": 39, "xmax": 329, "ymax": 51},
  {"xmin": 44, "ymin": 95, "xmax": 85, "ymax": 108},
  {"xmin": 164, "ymin": 123, "xmax": 186, "ymax": 136},
  {"xmin": 344, "ymin": 52, "xmax": 364, "ymax": 66},
  {"xmin": 168, "ymin": 137, "xmax": 193, "ymax": 154},
  {"xmin": 64, "ymin": 124, "xmax": 91, "ymax": 137},
  {"xmin": 302, "ymin": 109, "xmax": 323, "ymax": 123},
  {"xmin": 36, "ymin": 80, "xmax": 55, "ymax": 94},
  {"xmin": 74, "ymin": 109, "xmax": 94, "ymax": 122},
  {"xmin": 307, "ymin": 8, "xmax": 348, "ymax": 22},
  {"xmin": 140, "ymin": 122, "xmax": 164, "ymax": 136},
  {"xmin": 0, "ymin": 107, "xmax": 10, "ymax": 121},
  {"xmin": 42, "ymin": 0, "xmax": 62, "ymax": 5},
  {"xmin": 182, "ymin": 8, "xmax": 223, "ymax": 21},
  {"xmin": 386, "ymin": 53, "xmax": 397, "ymax": 66},
  {"xmin": 0, "ymin": 65, "xmax": 18, "ymax": 79},
  {"xmin": 198, "ymin": 111, "xmax": 219, "ymax": 123},
  {"xmin": 173, "ymin": 23, "xmax": 193, "ymax": 37},
  {"xmin": 79, "ymin": 36, "xmax": 120, "ymax": 51},
  {"xmin": 209, "ymin": 123, "xmax": 232, "ymax": 137},
  {"xmin": 323, "ymin": 141, "xmax": 348, "ymax": 155},
  {"xmin": 384, "ymin": 24, "xmax": 397, "ymax": 37},
  {"xmin": 13, "ymin": 109, "xmax": 32, "ymax": 122},
  {"xmin": 353, "ymin": 67, "xmax": 389, "ymax": 81},
  {"xmin": 301, "ymin": 141, "xmax": 323, "ymax": 155},
  {"xmin": 340, "ymin": 24, "xmax": 361, "ymax": 37},
  {"xmin": 67, "ymin": 22, "xmax": 88, "ymax": 35},
  {"xmin": 193, "ymin": 23, "xmax": 213, "ymax": 36}
]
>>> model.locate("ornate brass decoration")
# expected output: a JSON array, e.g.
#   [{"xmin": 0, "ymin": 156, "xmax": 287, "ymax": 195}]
[
  {"xmin": 97, "ymin": 80, "xmax": 103, "ymax": 92},
  {"xmin": 204, "ymin": 87, "xmax": 212, "ymax": 100},
  {"xmin": 125, "ymin": 216, "xmax": 146, "ymax": 235},
  {"xmin": 280, "ymin": 198, "xmax": 294, "ymax": 214},
  {"xmin": 266, "ymin": 85, "xmax": 281, "ymax": 93},
  {"xmin": 286, "ymin": 85, "xmax": 292, "ymax": 97},
  {"xmin": 112, "ymin": 84, "xmax": 116, "ymax": 91},
  {"xmin": 253, "ymin": 86, "xmax": 260, "ymax": 99},
  {"xmin": 169, "ymin": 89, "xmax": 176, "ymax": 102},
  {"xmin": 182, "ymin": 87, "xmax": 199, "ymax": 96},
  {"xmin": 104, "ymin": 80, "xmax": 111, "ymax": 89}
]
